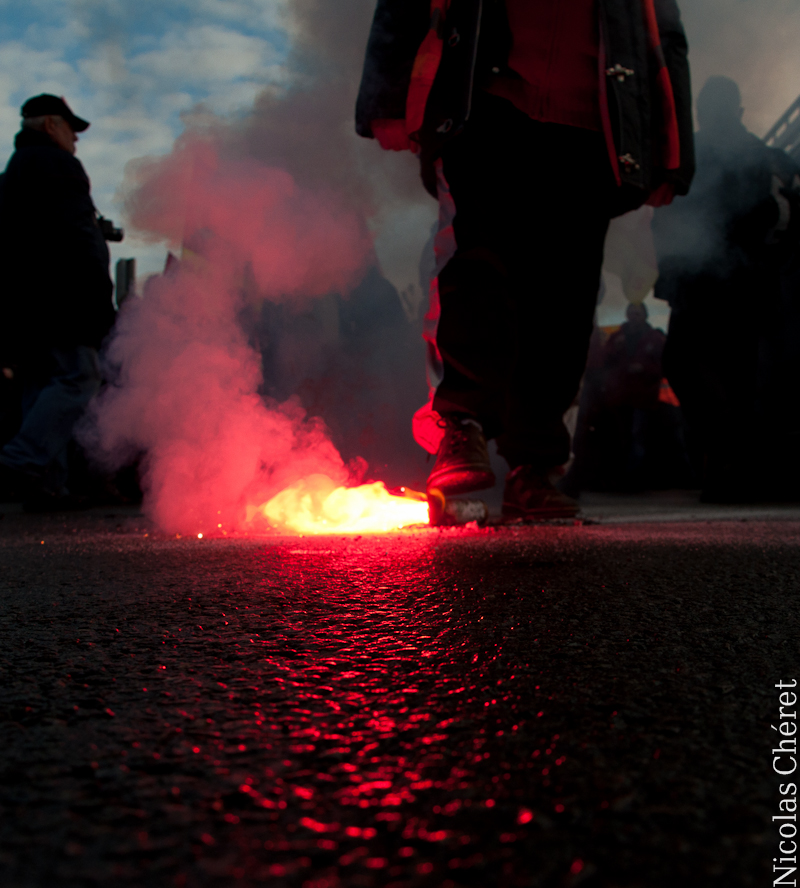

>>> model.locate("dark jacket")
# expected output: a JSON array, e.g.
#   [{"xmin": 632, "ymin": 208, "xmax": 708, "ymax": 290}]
[
  {"xmin": 0, "ymin": 128, "xmax": 115, "ymax": 361},
  {"xmin": 356, "ymin": 0, "xmax": 694, "ymax": 213},
  {"xmin": 652, "ymin": 121, "xmax": 800, "ymax": 309}
]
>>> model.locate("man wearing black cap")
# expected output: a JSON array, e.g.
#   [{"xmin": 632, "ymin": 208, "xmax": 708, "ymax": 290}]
[{"xmin": 0, "ymin": 94, "xmax": 116, "ymax": 508}]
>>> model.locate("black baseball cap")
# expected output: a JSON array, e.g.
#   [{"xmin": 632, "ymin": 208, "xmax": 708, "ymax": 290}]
[{"xmin": 21, "ymin": 94, "xmax": 90, "ymax": 132}]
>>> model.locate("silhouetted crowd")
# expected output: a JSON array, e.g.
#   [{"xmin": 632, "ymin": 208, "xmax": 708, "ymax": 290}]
[{"xmin": 568, "ymin": 76, "xmax": 800, "ymax": 503}]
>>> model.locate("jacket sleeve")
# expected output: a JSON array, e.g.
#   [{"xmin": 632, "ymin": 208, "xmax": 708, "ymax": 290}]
[
  {"xmin": 16, "ymin": 148, "xmax": 114, "ymax": 347},
  {"xmin": 355, "ymin": 0, "xmax": 431, "ymax": 138},
  {"xmin": 654, "ymin": 0, "xmax": 695, "ymax": 195},
  {"xmin": 43, "ymin": 153, "xmax": 112, "ymax": 291}
]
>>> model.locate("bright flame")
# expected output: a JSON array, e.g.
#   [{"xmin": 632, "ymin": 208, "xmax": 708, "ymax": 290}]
[{"xmin": 252, "ymin": 474, "xmax": 429, "ymax": 534}]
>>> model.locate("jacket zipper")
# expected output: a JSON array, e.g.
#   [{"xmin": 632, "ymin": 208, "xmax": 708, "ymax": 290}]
[
  {"xmin": 597, "ymin": 12, "xmax": 622, "ymax": 185},
  {"xmin": 463, "ymin": 0, "xmax": 484, "ymax": 124}
]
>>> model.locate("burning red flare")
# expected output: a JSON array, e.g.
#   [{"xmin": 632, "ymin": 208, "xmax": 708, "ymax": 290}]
[{"xmin": 249, "ymin": 474, "xmax": 429, "ymax": 534}]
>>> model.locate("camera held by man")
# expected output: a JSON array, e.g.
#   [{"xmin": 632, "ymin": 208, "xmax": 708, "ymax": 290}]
[{"xmin": 97, "ymin": 214, "xmax": 124, "ymax": 242}]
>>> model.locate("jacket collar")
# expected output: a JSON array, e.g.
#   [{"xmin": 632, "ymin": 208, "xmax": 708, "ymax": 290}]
[{"xmin": 14, "ymin": 127, "xmax": 61, "ymax": 151}]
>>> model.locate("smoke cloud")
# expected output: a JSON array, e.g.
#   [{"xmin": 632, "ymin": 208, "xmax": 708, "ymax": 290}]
[
  {"xmin": 85, "ymin": 133, "xmax": 372, "ymax": 534},
  {"xmin": 125, "ymin": 132, "xmax": 370, "ymax": 298},
  {"xmin": 230, "ymin": 0, "xmax": 437, "ymax": 314},
  {"xmin": 83, "ymin": 0, "xmax": 432, "ymax": 534},
  {"xmin": 681, "ymin": 0, "xmax": 800, "ymax": 136}
]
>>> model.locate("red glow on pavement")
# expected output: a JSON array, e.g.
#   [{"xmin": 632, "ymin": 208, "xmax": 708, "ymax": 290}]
[
  {"xmin": 249, "ymin": 474, "xmax": 429, "ymax": 534},
  {"xmin": 299, "ymin": 817, "xmax": 339, "ymax": 833}
]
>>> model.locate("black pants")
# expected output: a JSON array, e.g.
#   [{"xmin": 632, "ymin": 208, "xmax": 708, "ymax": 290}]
[
  {"xmin": 433, "ymin": 93, "xmax": 615, "ymax": 471},
  {"xmin": 661, "ymin": 272, "xmax": 763, "ymax": 486}
]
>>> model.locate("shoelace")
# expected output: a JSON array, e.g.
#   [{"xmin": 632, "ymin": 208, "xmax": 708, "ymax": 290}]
[{"xmin": 443, "ymin": 430, "xmax": 470, "ymax": 454}]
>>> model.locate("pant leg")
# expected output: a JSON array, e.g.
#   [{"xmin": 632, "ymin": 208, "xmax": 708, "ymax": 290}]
[
  {"xmin": 0, "ymin": 346, "xmax": 101, "ymax": 490},
  {"xmin": 434, "ymin": 93, "xmax": 614, "ymax": 468},
  {"xmin": 432, "ymin": 246, "xmax": 513, "ymax": 433},
  {"xmin": 664, "ymin": 276, "xmax": 760, "ymax": 485},
  {"xmin": 498, "ymin": 164, "xmax": 610, "ymax": 469},
  {"xmin": 662, "ymin": 298, "xmax": 706, "ymax": 477},
  {"xmin": 432, "ymin": 95, "xmax": 521, "ymax": 434}
]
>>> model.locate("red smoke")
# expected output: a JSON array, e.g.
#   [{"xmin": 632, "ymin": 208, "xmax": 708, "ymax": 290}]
[
  {"xmin": 85, "ymin": 134, "xmax": 372, "ymax": 534},
  {"xmin": 126, "ymin": 133, "xmax": 371, "ymax": 300}
]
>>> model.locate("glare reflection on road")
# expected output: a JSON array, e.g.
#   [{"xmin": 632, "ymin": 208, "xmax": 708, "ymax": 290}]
[{"xmin": 200, "ymin": 534, "xmax": 563, "ymax": 885}]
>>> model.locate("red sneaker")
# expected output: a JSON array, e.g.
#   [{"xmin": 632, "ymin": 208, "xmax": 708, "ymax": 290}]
[
  {"xmin": 426, "ymin": 415, "xmax": 495, "ymax": 495},
  {"xmin": 502, "ymin": 465, "xmax": 579, "ymax": 520}
]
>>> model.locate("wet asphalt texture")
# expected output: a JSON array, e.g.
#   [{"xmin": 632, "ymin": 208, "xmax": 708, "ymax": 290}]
[{"xmin": 0, "ymin": 510, "xmax": 797, "ymax": 888}]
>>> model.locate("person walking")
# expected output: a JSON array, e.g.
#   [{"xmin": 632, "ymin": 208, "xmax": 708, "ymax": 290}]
[{"xmin": 355, "ymin": 0, "xmax": 694, "ymax": 518}]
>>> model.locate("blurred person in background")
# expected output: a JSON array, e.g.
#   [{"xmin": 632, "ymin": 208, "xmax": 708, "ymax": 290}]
[
  {"xmin": 566, "ymin": 302, "xmax": 691, "ymax": 492},
  {"xmin": 652, "ymin": 76, "xmax": 800, "ymax": 502},
  {"xmin": 597, "ymin": 302, "xmax": 674, "ymax": 490},
  {"xmin": 0, "ymin": 94, "xmax": 116, "ymax": 510},
  {"xmin": 356, "ymin": 0, "xmax": 694, "ymax": 519}
]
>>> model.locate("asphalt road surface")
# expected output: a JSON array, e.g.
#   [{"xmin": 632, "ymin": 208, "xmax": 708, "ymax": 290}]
[{"xmin": 0, "ymin": 508, "xmax": 797, "ymax": 888}]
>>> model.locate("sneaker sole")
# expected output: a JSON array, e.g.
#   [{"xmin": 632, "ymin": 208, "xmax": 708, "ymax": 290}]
[
  {"xmin": 502, "ymin": 503, "xmax": 579, "ymax": 520},
  {"xmin": 426, "ymin": 469, "xmax": 496, "ymax": 496}
]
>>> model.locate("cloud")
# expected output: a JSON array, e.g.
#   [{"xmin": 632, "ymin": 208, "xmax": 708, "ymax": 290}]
[
  {"xmin": 0, "ymin": 43, "xmax": 79, "ymax": 106},
  {"xmin": 129, "ymin": 25, "xmax": 282, "ymax": 87},
  {"xmin": 182, "ymin": 0, "xmax": 289, "ymax": 32},
  {"xmin": 0, "ymin": 42, "xmax": 82, "ymax": 158},
  {"xmin": 67, "ymin": 0, "xmax": 289, "ymax": 44}
]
